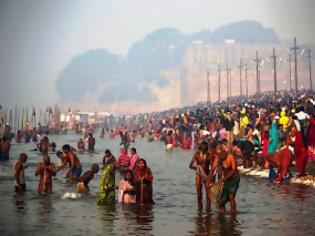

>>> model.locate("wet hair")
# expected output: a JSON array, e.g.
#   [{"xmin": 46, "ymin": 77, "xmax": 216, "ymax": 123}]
[
  {"xmin": 19, "ymin": 153, "xmax": 28, "ymax": 161},
  {"xmin": 62, "ymin": 144, "xmax": 71, "ymax": 151},
  {"xmin": 198, "ymin": 141, "xmax": 208, "ymax": 153},
  {"xmin": 91, "ymin": 164, "xmax": 99, "ymax": 173},
  {"xmin": 138, "ymin": 158, "xmax": 147, "ymax": 168},
  {"xmin": 105, "ymin": 149, "xmax": 112, "ymax": 155},
  {"xmin": 56, "ymin": 150, "xmax": 63, "ymax": 157},
  {"xmin": 124, "ymin": 170, "xmax": 134, "ymax": 182}
]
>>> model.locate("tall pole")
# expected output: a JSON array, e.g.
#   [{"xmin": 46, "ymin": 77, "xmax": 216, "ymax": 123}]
[
  {"xmin": 245, "ymin": 65, "xmax": 248, "ymax": 97},
  {"xmin": 289, "ymin": 53, "xmax": 292, "ymax": 91},
  {"xmin": 217, "ymin": 65, "xmax": 221, "ymax": 101},
  {"xmin": 307, "ymin": 49, "xmax": 313, "ymax": 90},
  {"xmin": 239, "ymin": 59, "xmax": 243, "ymax": 96},
  {"xmin": 207, "ymin": 69, "xmax": 210, "ymax": 106},
  {"xmin": 226, "ymin": 64, "xmax": 230, "ymax": 100},
  {"xmin": 291, "ymin": 37, "xmax": 300, "ymax": 92},
  {"xmin": 271, "ymin": 47, "xmax": 277, "ymax": 94},
  {"xmin": 229, "ymin": 70, "xmax": 232, "ymax": 98},
  {"xmin": 254, "ymin": 51, "xmax": 261, "ymax": 94}
]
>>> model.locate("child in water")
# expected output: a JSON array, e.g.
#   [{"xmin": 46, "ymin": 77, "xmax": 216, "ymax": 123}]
[{"xmin": 76, "ymin": 164, "xmax": 99, "ymax": 193}]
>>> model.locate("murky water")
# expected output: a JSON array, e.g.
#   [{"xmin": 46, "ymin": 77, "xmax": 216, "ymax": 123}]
[{"xmin": 1, "ymin": 133, "xmax": 315, "ymax": 236}]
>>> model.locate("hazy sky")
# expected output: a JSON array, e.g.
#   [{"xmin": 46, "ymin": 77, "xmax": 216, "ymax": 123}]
[{"xmin": 0, "ymin": 0, "xmax": 315, "ymax": 109}]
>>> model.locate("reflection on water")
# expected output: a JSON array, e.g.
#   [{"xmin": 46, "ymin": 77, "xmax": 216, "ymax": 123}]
[
  {"xmin": 1, "ymin": 134, "xmax": 315, "ymax": 235},
  {"xmin": 14, "ymin": 198, "xmax": 26, "ymax": 214}
]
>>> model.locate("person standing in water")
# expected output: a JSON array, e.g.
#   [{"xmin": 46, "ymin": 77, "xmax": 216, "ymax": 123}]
[
  {"xmin": 14, "ymin": 153, "xmax": 28, "ymax": 192},
  {"xmin": 189, "ymin": 141, "xmax": 212, "ymax": 211},
  {"xmin": 77, "ymin": 138, "xmax": 85, "ymax": 153},
  {"xmin": 118, "ymin": 170, "xmax": 136, "ymax": 204},
  {"xmin": 99, "ymin": 128, "xmax": 105, "ymax": 138},
  {"xmin": 62, "ymin": 144, "xmax": 82, "ymax": 180},
  {"xmin": 87, "ymin": 133, "xmax": 96, "ymax": 153},
  {"xmin": 134, "ymin": 159, "xmax": 154, "ymax": 204},
  {"xmin": 209, "ymin": 146, "xmax": 240, "ymax": 214},
  {"xmin": 129, "ymin": 147, "xmax": 140, "ymax": 172},
  {"xmin": 0, "ymin": 137, "xmax": 11, "ymax": 161},
  {"xmin": 35, "ymin": 155, "xmax": 56, "ymax": 194},
  {"xmin": 97, "ymin": 149, "xmax": 116, "ymax": 205}
]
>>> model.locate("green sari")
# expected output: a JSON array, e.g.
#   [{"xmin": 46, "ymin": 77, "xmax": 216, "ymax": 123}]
[
  {"xmin": 218, "ymin": 174, "xmax": 240, "ymax": 208},
  {"xmin": 96, "ymin": 163, "xmax": 116, "ymax": 205}
]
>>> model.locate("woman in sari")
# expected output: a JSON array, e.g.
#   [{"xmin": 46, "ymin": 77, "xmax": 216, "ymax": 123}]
[
  {"xmin": 97, "ymin": 149, "xmax": 116, "ymax": 205},
  {"xmin": 268, "ymin": 114, "xmax": 279, "ymax": 154},
  {"xmin": 134, "ymin": 159, "xmax": 154, "ymax": 204},
  {"xmin": 209, "ymin": 146, "xmax": 240, "ymax": 214},
  {"xmin": 307, "ymin": 112, "xmax": 315, "ymax": 162},
  {"xmin": 291, "ymin": 117, "xmax": 308, "ymax": 177}
]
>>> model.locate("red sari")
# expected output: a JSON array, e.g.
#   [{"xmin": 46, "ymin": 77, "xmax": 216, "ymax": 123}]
[
  {"xmin": 134, "ymin": 167, "xmax": 154, "ymax": 204},
  {"xmin": 292, "ymin": 128, "xmax": 308, "ymax": 176},
  {"xmin": 307, "ymin": 117, "xmax": 315, "ymax": 161}
]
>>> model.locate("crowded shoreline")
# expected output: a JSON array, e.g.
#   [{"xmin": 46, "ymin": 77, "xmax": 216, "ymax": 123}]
[{"xmin": 1, "ymin": 90, "xmax": 314, "ymax": 211}]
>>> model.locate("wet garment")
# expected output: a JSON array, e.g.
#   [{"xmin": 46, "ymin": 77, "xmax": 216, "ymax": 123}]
[
  {"xmin": 13, "ymin": 162, "xmax": 26, "ymax": 191},
  {"xmin": 134, "ymin": 167, "xmax": 154, "ymax": 204},
  {"xmin": 129, "ymin": 153, "xmax": 140, "ymax": 171},
  {"xmin": 218, "ymin": 174, "xmax": 240, "ymax": 208},
  {"xmin": 96, "ymin": 164, "xmax": 115, "ymax": 205},
  {"xmin": 268, "ymin": 121, "xmax": 279, "ymax": 154},
  {"xmin": 293, "ymin": 129, "xmax": 308, "ymax": 176},
  {"xmin": 118, "ymin": 179, "xmax": 136, "ymax": 204},
  {"xmin": 72, "ymin": 167, "xmax": 82, "ymax": 178},
  {"xmin": 307, "ymin": 118, "xmax": 315, "ymax": 147},
  {"xmin": 266, "ymin": 147, "xmax": 293, "ymax": 182},
  {"xmin": 35, "ymin": 163, "xmax": 56, "ymax": 194},
  {"xmin": 0, "ymin": 154, "xmax": 9, "ymax": 161}
]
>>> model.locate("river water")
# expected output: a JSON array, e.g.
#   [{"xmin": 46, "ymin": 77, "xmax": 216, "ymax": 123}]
[{"xmin": 1, "ymin": 133, "xmax": 315, "ymax": 236}]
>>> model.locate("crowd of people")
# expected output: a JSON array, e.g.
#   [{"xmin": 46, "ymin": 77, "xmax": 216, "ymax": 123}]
[
  {"xmin": 106, "ymin": 90, "xmax": 315, "ymax": 213},
  {"xmin": 10, "ymin": 130, "xmax": 154, "ymax": 206},
  {"xmin": 1, "ymin": 90, "xmax": 315, "ymax": 213}
]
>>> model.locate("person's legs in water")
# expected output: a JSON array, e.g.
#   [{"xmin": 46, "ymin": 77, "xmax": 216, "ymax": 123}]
[
  {"xmin": 205, "ymin": 184, "xmax": 211, "ymax": 211},
  {"xmin": 229, "ymin": 193, "xmax": 236, "ymax": 214},
  {"xmin": 196, "ymin": 175, "xmax": 203, "ymax": 210}
]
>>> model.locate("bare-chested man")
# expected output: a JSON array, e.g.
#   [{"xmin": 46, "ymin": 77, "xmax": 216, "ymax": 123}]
[
  {"xmin": 35, "ymin": 155, "xmax": 56, "ymax": 194},
  {"xmin": 1, "ymin": 137, "xmax": 11, "ymax": 161},
  {"xmin": 76, "ymin": 164, "xmax": 99, "ymax": 193},
  {"xmin": 189, "ymin": 141, "xmax": 212, "ymax": 211},
  {"xmin": 14, "ymin": 153, "xmax": 28, "ymax": 192},
  {"xmin": 62, "ymin": 144, "xmax": 82, "ymax": 180}
]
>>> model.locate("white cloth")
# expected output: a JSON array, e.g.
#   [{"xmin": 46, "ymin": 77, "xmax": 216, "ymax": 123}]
[{"xmin": 295, "ymin": 111, "xmax": 310, "ymax": 120}]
